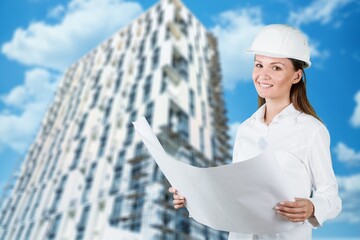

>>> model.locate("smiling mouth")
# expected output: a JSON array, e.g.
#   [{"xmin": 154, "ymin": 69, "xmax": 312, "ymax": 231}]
[{"xmin": 258, "ymin": 82, "xmax": 273, "ymax": 88}]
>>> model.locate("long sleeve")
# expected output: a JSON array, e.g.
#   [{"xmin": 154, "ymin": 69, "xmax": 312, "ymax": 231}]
[{"xmin": 307, "ymin": 126, "xmax": 342, "ymax": 227}]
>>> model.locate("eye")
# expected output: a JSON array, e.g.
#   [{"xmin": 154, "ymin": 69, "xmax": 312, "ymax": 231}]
[
  {"xmin": 272, "ymin": 66, "xmax": 282, "ymax": 71},
  {"xmin": 255, "ymin": 63, "xmax": 262, "ymax": 68}
]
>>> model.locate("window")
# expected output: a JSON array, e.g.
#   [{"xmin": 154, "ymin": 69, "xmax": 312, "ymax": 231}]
[
  {"xmin": 104, "ymin": 98, "xmax": 113, "ymax": 122},
  {"xmin": 117, "ymin": 54, "xmax": 125, "ymax": 70},
  {"xmin": 175, "ymin": 17, "xmax": 187, "ymax": 37},
  {"xmin": 165, "ymin": 26, "xmax": 170, "ymax": 40},
  {"xmin": 138, "ymin": 40, "xmax": 145, "ymax": 58},
  {"xmin": 104, "ymin": 47, "xmax": 113, "ymax": 65},
  {"xmin": 132, "ymin": 197, "xmax": 144, "ymax": 214},
  {"xmin": 129, "ymin": 110, "xmax": 137, "ymax": 122},
  {"xmin": 90, "ymin": 86, "xmax": 102, "ymax": 108},
  {"xmin": 151, "ymin": 31, "xmax": 158, "ymax": 48},
  {"xmin": 189, "ymin": 89, "xmax": 195, "ymax": 117},
  {"xmin": 124, "ymin": 116, "xmax": 135, "ymax": 146},
  {"xmin": 109, "ymin": 171, "xmax": 122, "ymax": 195},
  {"xmin": 82, "ymin": 181, "xmax": 92, "ymax": 203},
  {"xmin": 115, "ymin": 150, "xmax": 126, "ymax": 170},
  {"xmin": 201, "ymin": 101, "xmax": 206, "ymax": 126},
  {"xmin": 188, "ymin": 13, "xmax": 193, "ymax": 26},
  {"xmin": 110, "ymin": 151, "xmax": 124, "ymax": 194},
  {"xmin": 127, "ymin": 84, "xmax": 138, "ymax": 112},
  {"xmin": 134, "ymin": 142, "xmax": 144, "ymax": 157},
  {"xmin": 75, "ymin": 113, "xmax": 88, "ymax": 139},
  {"xmin": 198, "ymin": 56, "xmax": 203, "ymax": 76},
  {"xmin": 160, "ymin": 71, "xmax": 167, "ymax": 93},
  {"xmin": 114, "ymin": 71, "xmax": 123, "ymax": 93},
  {"xmin": 169, "ymin": 107, "xmax": 189, "ymax": 141},
  {"xmin": 93, "ymin": 70, "xmax": 102, "ymax": 88},
  {"xmin": 143, "ymin": 75, "xmax": 152, "ymax": 102},
  {"xmin": 125, "ymin": 34, "xmax": 132, "ymax": 48},
  {"xmin": 109, "ymin": 196, "xmax": 123, "ymax": 226},
  {"xmin": 22, "ymin": 189, "xmax": 36, "ymax": 220},
  {"xmin": 200, "ymin": 127, "xmax": 205, "ymax": 153},
  {"xmin": 152, "ymin": 47, "xmax": 160, "ymax": 70},
  {"xmin": 173, "ymin": 53, "xmax": 188, "ymax": 81},
  {"xmin": 188, "ymin": 44, "xmax": 193, "ymax": 63},
  {"xmin": 76, "ymin": 206, "xmax": 91, "ymax": 240},
  {"xmin": 70, "ymin": 137, "xmax": 86, "ymax": 170},
  {"xmin": 30, "ymin": 185, "xmax": 45, "ymax": 219},
  {"xmin": 145, "ymin": 18, "xmax": 152, "ymax": 35},
  {"xmin": 50, "ymin": 175, "xmax": 67, "ymax": 213},
  {"xmin": 197, "ymin": 73, "xmax": 202, "ymax": 95},
  {"xmin": 82, "ymin": 163, "xmax": 96, "ymax": 202},
  {"xmin": 24, "ymin": 222, "xmax": 34, "ymax": 240},
  {"xmin": 157, "ymin": 11, "xmax": 163, "ymax": 25},
  {"xmin": 15, "ymin": 225, "xmax": 25, "ymax": 240},
  {"xmin": 176, "ymin": 212, "xmax": 190, "ymax": 234},
  {"xmin": 98, "ymin": 124, "xmax": 110, "ymax": 157},
  {"xmin": 145, "ymin": 102, "xmax": 154, "ymax": 126},
  {"xmin": 152, "ymin": 164, "xmax": 165, "ymax": 181},
  {"xmin": 136, "ymin": 57, "xmax": 146, "ymax": 80},
  {"xmin": 47, "ymin": 214, "xmax": 62, "ymax": 240},
  {"xmin": 48, "ymin": 150, "xmax": 61, "ymax": 180}
]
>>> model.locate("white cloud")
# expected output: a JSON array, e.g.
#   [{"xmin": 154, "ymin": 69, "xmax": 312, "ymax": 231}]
[
  {"xmin": 0, "ymin": 68, "xmax": 58, "ymax": 153},
  {"xmin": 350, "ymin": 91, "xmax": 360, "ymax": 127},
  {"xmin": 47, "ymin": 4, "xmax": 66, "ymax": 19},
  {"xmin": 334, "ymin": 142, "xmax": 360, "ymax": 165},
  {"xmin": 1, "ymin": 0, "xmax": 142, "ymax": 70},
  {"xmin": 335, "ymin": 174, "xmax": 360, "ymax": 224},
  {"xmin": 288, "ymin": 0, "xmax": 354, "ymax": 27},
  {"xmin": 210, "ymin": 7, "xmax": 330, "ymax": 89},
  {"xmin": 211, "ymin": 7, "xmax": 265, "ymax": 90}
]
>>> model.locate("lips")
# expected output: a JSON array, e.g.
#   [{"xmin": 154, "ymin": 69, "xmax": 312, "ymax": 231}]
[{"xmin": 258, "ymin": 82, "xmax": 273, "ymax": 88}]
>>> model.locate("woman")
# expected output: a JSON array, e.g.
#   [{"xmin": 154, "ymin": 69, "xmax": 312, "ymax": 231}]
[{"xmin": 169, "ymin": 24, "xmax": 342, "ymax": 239}]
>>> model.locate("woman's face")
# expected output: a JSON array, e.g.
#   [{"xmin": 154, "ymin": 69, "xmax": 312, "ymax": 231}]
[{"xmin": 252, "ymin": 55, "xmax": 302, "ymax": 103}]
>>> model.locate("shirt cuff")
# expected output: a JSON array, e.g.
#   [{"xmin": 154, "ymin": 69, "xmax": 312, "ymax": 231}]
[{"xmin": 308, "ymin": 197, "xmax": 323, "ymax": 228}]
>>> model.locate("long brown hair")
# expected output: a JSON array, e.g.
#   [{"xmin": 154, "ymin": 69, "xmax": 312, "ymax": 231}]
[{"xmin": 257, "ymin": 58, "xmax": 322, "ymax": 122}]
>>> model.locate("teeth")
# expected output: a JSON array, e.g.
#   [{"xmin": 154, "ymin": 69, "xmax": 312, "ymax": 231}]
[{"xmin": 259, "ymin": 83, "xmax": 272, "ymax": 88}]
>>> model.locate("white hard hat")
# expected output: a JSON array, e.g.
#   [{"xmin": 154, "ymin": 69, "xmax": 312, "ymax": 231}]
[{"xmin": 247, "ymin": 24, "xmax": 311, "ymax": 68}]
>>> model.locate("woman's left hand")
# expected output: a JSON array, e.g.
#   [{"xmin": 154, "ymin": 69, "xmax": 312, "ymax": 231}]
[{"xmin": 275, "ymin": 198, "xmax": 315, "ymax": 222}]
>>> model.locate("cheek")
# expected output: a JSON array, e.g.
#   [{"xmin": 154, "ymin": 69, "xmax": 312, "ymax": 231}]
[{"xmin": 252, "ymin": 69, "xmax": 258, "ymax": 82}]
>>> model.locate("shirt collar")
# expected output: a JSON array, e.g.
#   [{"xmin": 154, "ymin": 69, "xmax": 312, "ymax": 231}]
[{"xmin": 252, "ymin": 103, "xmax": 301, "ymax": 124}]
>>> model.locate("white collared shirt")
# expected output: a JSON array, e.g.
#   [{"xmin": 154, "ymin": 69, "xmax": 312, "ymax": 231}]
[{"xmin": 229, "ymin": 104, "xmax": 342, "ymax": 240}]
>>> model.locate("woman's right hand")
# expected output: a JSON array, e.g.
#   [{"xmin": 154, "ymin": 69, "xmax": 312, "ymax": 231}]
[{"xmin": 168, "ymin": 187, "xmax": 186, "ymax": 209}]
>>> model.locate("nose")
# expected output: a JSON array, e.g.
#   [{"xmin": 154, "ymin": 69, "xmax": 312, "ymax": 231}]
[{"xmin": 257, "ymin": 67, "xmax": 270, "ymax": 79}]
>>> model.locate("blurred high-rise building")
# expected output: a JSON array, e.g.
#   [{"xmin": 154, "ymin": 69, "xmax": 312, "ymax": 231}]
[{"xmin": 0, "ymin": 0, "xmax": 230, "ymax": 239}]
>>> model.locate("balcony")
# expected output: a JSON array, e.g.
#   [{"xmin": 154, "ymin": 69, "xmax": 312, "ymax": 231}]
[
  {"xmin": 163, "ymin": 65, "xmax": 181, "ymax": 85},
  {"xmin": 166, "ymin": 22, "xmax": 181, "ymax": 41}
]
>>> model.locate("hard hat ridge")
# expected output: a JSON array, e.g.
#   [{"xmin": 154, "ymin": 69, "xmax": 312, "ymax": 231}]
[{"xmin": 247, "ymin": 24, "xmax": 311, "ymax": 68}]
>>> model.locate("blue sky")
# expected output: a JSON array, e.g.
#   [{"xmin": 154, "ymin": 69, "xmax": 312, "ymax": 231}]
[{"xmin": 0, "ymin": 0, "xmax": 359, "ymax": 238}]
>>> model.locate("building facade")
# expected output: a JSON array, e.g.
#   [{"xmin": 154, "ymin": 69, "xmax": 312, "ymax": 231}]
[{"xmin": 0, "ymin": 0, "xmax": 231, "ymax": 239}]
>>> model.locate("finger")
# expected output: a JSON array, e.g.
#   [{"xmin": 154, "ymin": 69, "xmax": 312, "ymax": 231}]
[
  {"xmin": 278, "ymin": 201, "xmax": 305, "ymax": 208},
  {"xmin": 276, "ymin": 205, "xmax": 306, "ymax": 214},
  {"xmin": 277, "ymin": 210, "xmax": 307, "ymax": 220},
  {"xmin": 168, "ymin": 187, "xmax": 176, "ymax": 194},
  {"xmin": 173, "ymin": 195, "xmax": 185, "ymax": 200},
  {"xmin": 174, "ymin": 203, "xmax": 185, "ymax": 209},
  {"xmin": 173, "ymin": 199, "xmax": 185, "ymax": 205}
]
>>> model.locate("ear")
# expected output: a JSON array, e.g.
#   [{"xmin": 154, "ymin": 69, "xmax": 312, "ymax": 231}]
[{"xmin": 292, "ymin": 69, "xmax": 302, "ymax": 84}]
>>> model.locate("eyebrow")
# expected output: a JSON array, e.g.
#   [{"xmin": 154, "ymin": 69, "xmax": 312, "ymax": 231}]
[{"xmin": 254, "ymin": 59, "xmax": 286, "ymax": 66}]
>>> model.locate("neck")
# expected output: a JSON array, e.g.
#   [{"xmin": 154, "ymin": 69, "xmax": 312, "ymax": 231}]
[{"xmin": 264, "ymin": 99, "xmax": 291, "ymax": 125}]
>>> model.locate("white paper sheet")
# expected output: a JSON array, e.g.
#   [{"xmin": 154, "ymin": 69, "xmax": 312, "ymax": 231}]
[{"xmin": 133, "ymin": 117, "xmax": 298, "ymax": 234}]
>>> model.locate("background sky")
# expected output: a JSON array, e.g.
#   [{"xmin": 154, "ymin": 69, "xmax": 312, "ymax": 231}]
[{"xmin": 0, "ymin": 0, "xmax": 359, "ymax": 238}]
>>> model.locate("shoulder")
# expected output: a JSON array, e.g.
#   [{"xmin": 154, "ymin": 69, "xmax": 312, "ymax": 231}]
[{"xmin": 297, "ymin": 112, "xmax": 330, "ymax": 138}]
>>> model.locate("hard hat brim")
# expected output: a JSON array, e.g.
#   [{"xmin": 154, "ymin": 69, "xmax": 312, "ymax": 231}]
[{"xmin": 246, "ymin": 49, "xmax": 311, "ymax": 68}]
